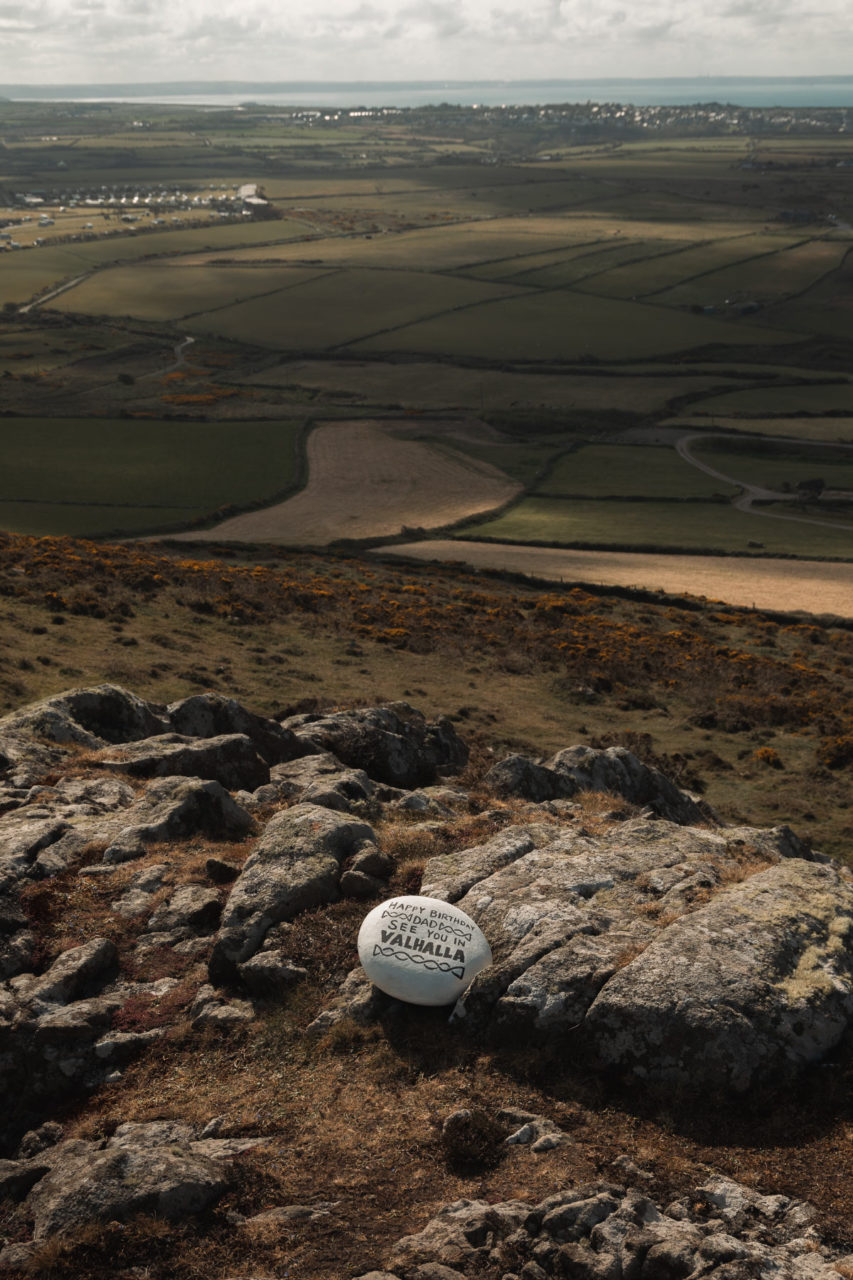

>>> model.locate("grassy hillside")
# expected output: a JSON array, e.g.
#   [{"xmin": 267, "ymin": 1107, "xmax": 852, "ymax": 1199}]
[{"xmin": 1, "ymin": 532, "xmax": 850, "ymax": 861}]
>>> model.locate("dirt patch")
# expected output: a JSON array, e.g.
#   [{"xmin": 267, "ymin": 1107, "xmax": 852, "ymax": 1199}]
[
  {"xmin": 172, "ymin": 419, "xmax": 519, "ymax": 545},
  {"xmin": 384, "ymin": 540, "xmax": 853, "ymax": 618}
]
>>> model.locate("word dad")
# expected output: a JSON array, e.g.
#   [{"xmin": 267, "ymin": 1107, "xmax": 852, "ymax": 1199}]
[{"xmin": 358, "ymin": 895, "xmax": 492, "ymax": 1006}]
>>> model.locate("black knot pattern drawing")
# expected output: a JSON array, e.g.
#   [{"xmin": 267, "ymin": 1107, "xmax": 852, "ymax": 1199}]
[{"xmin": 372, "ymin": 944, "xmax": 465, "ymax": 980}]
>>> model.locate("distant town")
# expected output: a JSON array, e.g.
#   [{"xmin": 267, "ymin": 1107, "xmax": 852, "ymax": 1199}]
[{"xmin": 290, "ymin": 100, "xmax": 853, "ymax": 138}]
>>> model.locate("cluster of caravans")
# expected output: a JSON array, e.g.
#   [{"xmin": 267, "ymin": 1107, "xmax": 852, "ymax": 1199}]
[{"xmin": 1, "ymin": 182, "xmax": 268, "ymax": 250}]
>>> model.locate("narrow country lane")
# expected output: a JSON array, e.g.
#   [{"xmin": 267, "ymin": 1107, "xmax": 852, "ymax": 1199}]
[{"xmin": 675, "ymin": 432, "xmax": 853, "ymax": 532}]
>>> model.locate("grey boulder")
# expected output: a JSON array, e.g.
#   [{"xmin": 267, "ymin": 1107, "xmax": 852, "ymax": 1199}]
[
  {"xmin": 166, "ymin": 692, "xmax": 303, "ymax": 764},
  {"xmin": 283, "ymin": 703, "xmax": 467, "ymax": 788},
  {"xmin": 102, "ymin": 777, "xmax": 252, "ymax": 864},
  {"xmin": 584, "ymin": 857, "xmax": 853, "ymax": 1093},
  {"xmin": 414, "ymin": 815, "xmax": 853, "ymax": 1097},
  {"xmin": 95, "ymin": 732, "xmax": 269, "ymax": 792},
  {"xmin": 20, "ymin": 1123, "xmax": 268, "ymax": 1241},
  {"xmin": 209, "ymin": 803, "xmax": 378, "ymax": 984}
]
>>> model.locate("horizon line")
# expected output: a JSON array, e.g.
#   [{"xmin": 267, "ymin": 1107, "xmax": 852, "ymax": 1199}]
[{"xmin": 4, "ymin": 74, "xmax": 853, "ymax": 90}]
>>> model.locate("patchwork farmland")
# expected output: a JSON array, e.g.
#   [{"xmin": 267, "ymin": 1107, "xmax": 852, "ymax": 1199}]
[{"xmin": 1, "ymin": 101, "xmax": 852, "ymax": 601}]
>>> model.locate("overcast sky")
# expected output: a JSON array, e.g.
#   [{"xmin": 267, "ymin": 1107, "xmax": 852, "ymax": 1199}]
[{"xmin": 2, "ymin": 0, "xmax": 852, "ymax": 86}]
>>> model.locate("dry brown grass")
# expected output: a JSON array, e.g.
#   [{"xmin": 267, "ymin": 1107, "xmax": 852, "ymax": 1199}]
[{"xmin": 19, "ymin": 835, "xmax": 252, "ymax": 980}]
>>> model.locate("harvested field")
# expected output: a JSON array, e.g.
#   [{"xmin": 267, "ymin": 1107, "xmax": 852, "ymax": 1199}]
[
  {"xmin": 384, "ymin": 539, "xmax": 853, "ymax": 618},
  {"xmin": 181, "ymin": 215, "xmax": 605, "ymax": 272},
  {"xmin": 169, "ymin": 418, "xmax": 520, "ymax": 544}
]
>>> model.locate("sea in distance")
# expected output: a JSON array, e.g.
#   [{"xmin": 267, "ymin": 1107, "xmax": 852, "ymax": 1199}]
[{"xmin": 6, "ymin": 76, "xmax": 853, "ymax": 109}]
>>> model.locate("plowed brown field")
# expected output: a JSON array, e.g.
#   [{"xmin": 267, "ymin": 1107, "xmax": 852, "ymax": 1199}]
[{"xmin": 174, "ymin": 419, "xmax": 519, "ymax": 545}]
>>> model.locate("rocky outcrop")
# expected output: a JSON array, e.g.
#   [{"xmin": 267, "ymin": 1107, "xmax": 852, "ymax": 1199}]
[
  {"xmin": 359, "ymin": 1173, "xmax": 852, "ymax": 1279},
  {"xmin": 0, "ymin": 771, "xmax": 247, "ymax": 882},
  {"xmin": 486, "ymin": 744, "xmax": 707, "ymax": 824},
  {"xmin": 438, "ymin": 819, "xmax": 853, "ymax": 1094},
  {"xmin": 283, "ymin": 703, "xmax": 468, "ymax": 788},
  {"xmin": 2, "ymin": 681, "xmax": 853, "ymax": 1273},
  {"xmin": 0, "ymin": 685, "xmax": 167, "ymax": 753},
  {"xmin": 100, "ymin": 776, "xmax": 253, "ymax": 865},
  {"xmin": 584, "ymin": 857, "xmax": 853, "ymax": 1093},
  {"xmin": 0, "ymin": 938, "xmax": 164, "ymax": 1150},
  {"xmin": 250, "ymin": 752, "xmax": 377, "ymax": 814},
  {"xmin": 298, "ymin": 814, "xmax": 853, "ymax": 1099},
  {"xmin": 0, "ymin": 1120, "xmax": 269, "ymax": 1264}
]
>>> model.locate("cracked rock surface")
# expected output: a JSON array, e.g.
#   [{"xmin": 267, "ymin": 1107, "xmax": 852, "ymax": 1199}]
[{"xmin": 358, "ymin": 1174, "xmax": 853, "ymax": 1279}]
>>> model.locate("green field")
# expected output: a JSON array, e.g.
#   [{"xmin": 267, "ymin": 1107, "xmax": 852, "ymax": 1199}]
[
  {"xmin": 684, "ymin": 382, "xmax": 853, "ymax": 416},
  {"xmin": 583, "ymin": 233, "xmax": 797, "ymax": 300},
  {"xmin": 0, "ymin": 501, "xmax": 201, "ymax": 538},
  {"xmin": 656, "ymin": 240, "xmax": 850, "ymax": 308},
  {"xmin": 350, "ymin": 289, "xmax": 803, "ymax": 361},
  {"xmin": 0, "ymin": 247, "xmax": 95, "ymax": 304},
  {"xmin": 0, "ymin": 220, "xmax": 319, "ymax": 305},
  {"xmin": 535, "ymin": 444, "xmax": 740, "ymax": 498},
  {"xmin": 0, "ymin": 417, "xmax": 304, "ymax": 536},
  {"xmin": 668, "ymin": 416, "xmax": 853, "ymax": 442},
  {"xmin": 463, "ymin": 238, "xmax": 614, "ymax": 282},
  {"xmin": 690, "ymin": 440, "xmax": 853, "ymax": 492},
  {"xmin": 184, "ymin": 268, "xmax": 526, "ymax": 349},
  {"xmin": 5, "ymin": 106, "xmax": 853, "ymax": 546},
  {"xmin": 249, "ymin": 360, "xmax": 739, "ymax": 414},
  {"xmin": 461, "ymin": 496, "xmax": 853, "ymax": 557},
  {"xmin": 757, "ymin": 245, "xmax": 853, "ymax": 340},
  {"xmin": 52, "ymin": 264, "xmax": 333, "ymax": 322},
  {"xmin": 506, "ymin": 238, "xmax": 691, "ymax": 289},
  {"xmin": 61, "ymin": 218, "xmax": 319, "ymax": 263}
]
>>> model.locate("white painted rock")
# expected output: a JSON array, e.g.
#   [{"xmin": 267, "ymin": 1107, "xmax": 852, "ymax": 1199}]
[{"xmin": 357, "ymin": 895, "xmax": 492, "ymax": 1006}]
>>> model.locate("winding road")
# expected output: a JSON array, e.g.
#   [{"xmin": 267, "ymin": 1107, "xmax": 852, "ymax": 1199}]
[{"xmin": 675, "ymin": 432, "xmax": 853, "ymax": 533}]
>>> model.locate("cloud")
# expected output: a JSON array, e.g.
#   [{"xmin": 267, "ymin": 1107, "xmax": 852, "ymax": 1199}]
[{"xmin": 1, "ymin": 0, "xmax": 852, "ymax": 83}]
